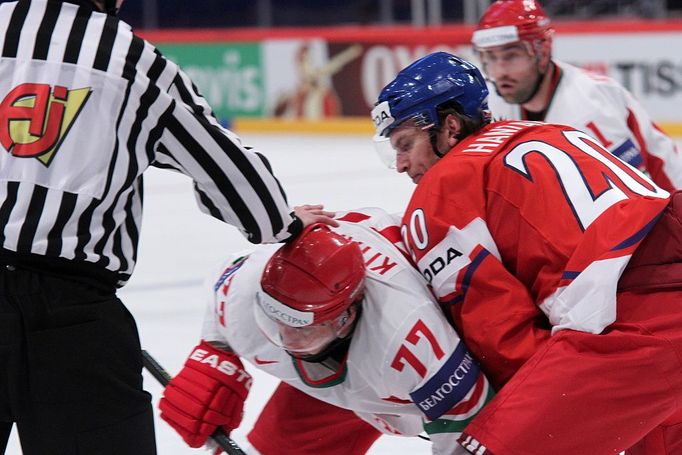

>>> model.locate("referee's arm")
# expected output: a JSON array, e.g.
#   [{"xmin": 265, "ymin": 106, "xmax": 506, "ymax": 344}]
[{"xmin": 151, "ymin": 67, "xmax": 300, "ymax": 244}]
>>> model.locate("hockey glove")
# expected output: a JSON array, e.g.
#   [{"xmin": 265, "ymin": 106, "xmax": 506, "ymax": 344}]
[{"xmin": 159, "ymin": 341, "xmax": 252, "ymax": 448}]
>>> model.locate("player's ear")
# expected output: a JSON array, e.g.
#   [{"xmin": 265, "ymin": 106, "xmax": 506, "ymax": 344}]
[
  {"xmin": 343, "ymin": 302, "xmax": 359, "ymax": 326},
  {"xmin": 537, "ymin": 39, "xmax": 553, "ymax": 72},
  {"xmin": 445, "ymin": 114, "xmax": 462, "ymax": 147},
  {"xmin": 335, "ymin": 301, "xmax": 360, "ymax": 335}
]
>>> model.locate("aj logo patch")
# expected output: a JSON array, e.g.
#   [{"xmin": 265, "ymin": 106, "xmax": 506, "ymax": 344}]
[{"xmin": 0, "ymin": 83, "xmax": 91, "ymax": 166}]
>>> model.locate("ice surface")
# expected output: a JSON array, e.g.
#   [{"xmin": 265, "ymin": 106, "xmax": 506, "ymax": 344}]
[
  {"xmin": 7, "ymin": 132, "xmax": 655, "ymax": 453},
  {"xmin": 5, "ymin": 133, "xmax": 426, "ymax": 454}
]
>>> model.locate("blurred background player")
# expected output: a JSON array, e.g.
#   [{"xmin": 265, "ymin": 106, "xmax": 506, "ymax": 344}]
[
  {"xmin": 158, "ymin": 209, "xmax": 494, "ymax": 454},
  {"xmin": 471, "ymin": 0, "xmax": 682, "ymax": 191},
  {"xmin": 372, "ymin": 51, "xmax": 682, "ymax": 454}
]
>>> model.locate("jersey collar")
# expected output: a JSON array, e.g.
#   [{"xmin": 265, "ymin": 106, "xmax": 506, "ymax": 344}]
[{"xmin": 292, "ymin": 352, "xmax": 349, "ymax": 388}]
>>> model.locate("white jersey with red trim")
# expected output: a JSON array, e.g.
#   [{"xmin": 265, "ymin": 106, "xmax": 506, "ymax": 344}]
[
  {"xmin": 201, "ymin": 209, "xmax": 492, "ymax": 455},
  {"xmin": 488, "ymin": 60, "xmax": 682, "ymax": 192}
]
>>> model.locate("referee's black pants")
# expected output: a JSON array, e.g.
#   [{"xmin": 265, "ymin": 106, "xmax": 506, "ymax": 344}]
[{"xmin": 0, "ymin": 265, "xmax": 156, "ymax": 454}]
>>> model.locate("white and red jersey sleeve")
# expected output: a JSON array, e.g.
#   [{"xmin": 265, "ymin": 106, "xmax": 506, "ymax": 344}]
[
  {"xmin": 618, "ymin": 86, "xmax": 682, "ymax": 191},
  {"xmin": 200, "ymin": 250, "xmax": 261, "ymax": 344},
  {"xmin": 364, "ymin": 287, "xmax": 492, "ymax": 455},
  {"xmin": 334, "ymin": 207, "xmax": 408, "ymax": 257},
  {"xmin": 488, "ymin": 60, "xmax": 682, "ymax": 192},
  {"xmin": 335, "ymin": 219, "xmax": 492, "ymax": 454},
  {"xmin": 401, "ymin": 120, "xmax": 670, "ymax": 387},
  {"xmin": 198, "ymin": 216, "xmax": 493, "ymax": 454}
]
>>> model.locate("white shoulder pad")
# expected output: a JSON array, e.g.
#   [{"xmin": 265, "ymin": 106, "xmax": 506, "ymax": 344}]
[{"xmin": 335, "ymin": 207, "xmax": 402, "ymax": 230}]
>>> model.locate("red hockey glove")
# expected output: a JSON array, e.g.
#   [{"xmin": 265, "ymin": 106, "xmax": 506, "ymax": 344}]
[{"xmin": 159, "ymin": 341, "xmax": 252, "ymax": 448}]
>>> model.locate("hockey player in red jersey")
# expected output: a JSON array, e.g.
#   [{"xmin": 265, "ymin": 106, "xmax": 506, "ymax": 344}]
[
  {"xmin": 471, "ymin": 0, "xmax": 682, "ymax": 192},
  {"xmin": 372, "ymin": 51, "xmax": 682, "ymax": 454},
  {"xmin": 158, "ymin": 209, "xmax": 494, "ymax": 454}
]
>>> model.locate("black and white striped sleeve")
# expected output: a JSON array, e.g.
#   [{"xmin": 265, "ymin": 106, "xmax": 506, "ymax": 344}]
[{"xmin": 152, "ymin": 65, "xmax": 299, "ymax": 244}]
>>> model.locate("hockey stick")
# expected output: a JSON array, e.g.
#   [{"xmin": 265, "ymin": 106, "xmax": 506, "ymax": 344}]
[{"xmin": 141, "ymin": 350, "xmax": 246, "ymax": 455}]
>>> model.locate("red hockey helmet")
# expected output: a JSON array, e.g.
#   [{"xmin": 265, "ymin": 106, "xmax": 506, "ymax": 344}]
[
  {"xmin": 258, "ymin": 224, "xmax": 365, "ymax": 327},
  {"xmin": 471, "ymin": 0, "xmax": 553, "ymax": 50}
]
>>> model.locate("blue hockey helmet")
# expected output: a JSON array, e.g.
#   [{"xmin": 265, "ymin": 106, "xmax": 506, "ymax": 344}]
[{"xmin": 371, "ymin": 52, "xmax": 489, "ymax": 138}]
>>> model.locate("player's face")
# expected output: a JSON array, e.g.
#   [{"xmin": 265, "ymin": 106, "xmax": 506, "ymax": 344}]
[
  {"xmin": 276, "ymin": 320, "xmax": 338, "ymax": 356},
  {"xmin": 478, "ymin": 43, "xmax": 539, "ymax": 104},
  {"xmin": 277, "ymin": 309, "xmax": 356, "ymax": 358},
  {"xmin": 389, "ymin": 124, "xmax": 441, "ymax": 184},
  {"xmin": 256, "ymin": 290, "xmax": 359, "ymax": 359}
]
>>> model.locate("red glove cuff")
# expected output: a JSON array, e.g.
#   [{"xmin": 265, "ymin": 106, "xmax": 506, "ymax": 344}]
[
  {"xmin": 184, "ymin": 340, "xmax": 252, "ymax": 398},
  {"xmin": 159, "ymin": 341, "xmax": 252, "ymax": 448}
]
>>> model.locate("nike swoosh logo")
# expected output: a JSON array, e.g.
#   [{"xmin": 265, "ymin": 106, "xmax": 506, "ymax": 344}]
[
  {"xmin": 381, "ymin": 396, "xmax": 412, "ymax": 404},
  {"xmin": 254, "ymin": 356, "xmax": 278, "ymax": 365}
]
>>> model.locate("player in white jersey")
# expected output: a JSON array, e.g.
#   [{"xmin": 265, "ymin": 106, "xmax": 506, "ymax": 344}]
[
  {"xmin": 471, "ymin": 0, "xmax": 682, "ymax": 192},
  {"xmin": 157, "ymin": 208, "xmax": 493, "ymax": 455}
]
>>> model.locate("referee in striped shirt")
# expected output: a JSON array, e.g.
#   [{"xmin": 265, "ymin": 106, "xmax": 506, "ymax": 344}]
[{"xmin": 0, "ymin": 0, "xmax": 336, "ymax": 453}]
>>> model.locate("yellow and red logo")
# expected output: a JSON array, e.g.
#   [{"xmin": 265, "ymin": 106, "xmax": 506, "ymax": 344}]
[{"xmin": 0, "ymin": 83, "xmax": 91, "ymax": 166}]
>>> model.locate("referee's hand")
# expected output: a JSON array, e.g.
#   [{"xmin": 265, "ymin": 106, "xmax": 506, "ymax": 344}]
[{"xmin": 294, "ymin": 204, "xmax": 339, "ymax": 228}]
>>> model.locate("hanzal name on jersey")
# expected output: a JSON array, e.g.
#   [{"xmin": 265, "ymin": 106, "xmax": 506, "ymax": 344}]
[
  {"xmin": 460, "ymin": 121, "xmax": 540, "ymax": 154},
  {"xmin": 409, "ymin": 343, "xmax": 480, "ymax": 420}
]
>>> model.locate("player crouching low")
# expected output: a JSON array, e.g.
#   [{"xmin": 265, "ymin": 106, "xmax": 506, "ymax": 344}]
[{"xmin": 158, "ymin": 210, "xmax": 494, "ymax": 454}]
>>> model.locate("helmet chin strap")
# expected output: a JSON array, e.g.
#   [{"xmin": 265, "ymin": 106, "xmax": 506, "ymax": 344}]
[
  {"xmin": 428, "ymin": 128, "xmax": 446, "ymax": 158},
  {"xmin": 427, "ymin": 119, "xmax": 469, "ymax": 158},
  {"xmin": 287, "ymin": 334, "xmax": 352, "ymax": 363}
]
